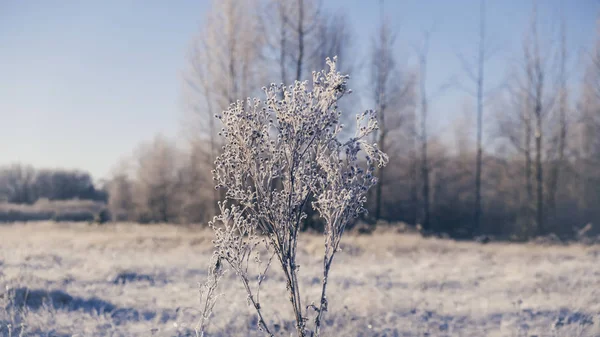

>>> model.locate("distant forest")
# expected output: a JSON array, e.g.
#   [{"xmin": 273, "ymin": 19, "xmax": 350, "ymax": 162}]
[
  {"xmin": 2, "ymin": 0, "xmax": 600, "ymax": 241},
  {"xmin": 0, "ymin": 165, "xmax": 106, "ymax": 204}
]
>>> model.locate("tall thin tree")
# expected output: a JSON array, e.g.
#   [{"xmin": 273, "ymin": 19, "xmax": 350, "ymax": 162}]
[
  {"xmin": 525, "ymin": 2, "xmax": 546, "ymax": 235},
  {"xmin": 456, "ymin": 0, "xmax": 495, "ymax": 235},
  {"xmin": 261, "ymin": 0, "xmax": 322, "ymax": 84},
  {"xmin": 368, "ymin": 0, "xmax": 413, "ymax": 221},
  {"xmin": 183, "ymin": 0, "xmax": 264, "ymax": 217},
  {"xmin": 417, "ymin": 31, "xmax": 432, "ymax": 232},
  {"xmin": 474, "ymin": 0, "xmax": 486, "ymax": 235},
  {"xmin": 546, "ymin": 11, "xmax": 568, "ymax": 229}
]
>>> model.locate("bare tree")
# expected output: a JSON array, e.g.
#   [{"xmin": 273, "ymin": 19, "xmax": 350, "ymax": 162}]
[
  {"xmin": 133, "ymin": 135, "xmax": 181, "ymax": 223},
  {"xmin": 407, "ymin": 103, "xmax": 420, "ymax": 226},
  {"xmin": 524, "ymin": 2, "xmax": 550, "ymax": 235},
  {"xmin": 546, "ymin": 12, "xmax": 569, "ymax": 227},
  {"xmin": 416, "ymin": 31, "xmax": 432, "ymax": 232},
  {"xmin": 495, "ymin": 66, "xmax": 536, "ymax": 235},
  {"xmin": 582, "ymin": 17, "xmax": 600, "ymax": 157},
  {"xmin": 576, "ymin": 15, "xmax": 600, "ymax": 220},
  {"xmin": 311, "ymin": 12, "xmax": 354, "ymax": 75},
  {"xmin": 497, "ymin": 2, "xmax": 554, "ymax": 236},
  {"xmin": 291, "ymin": 0, "xmax": 321, "ymax": 81},
  {"xmin": 457, "ymin": 0, "xmax": 495, "ymax": 235},
  {"xmin": 0, "ymin": 164, "xmax": 37, "ymax": 204},
  {"xmin": 261, "ymin": 0, "xmax": 322, "ymax": 83},
  {"xmin": 183, "ymin": 0, "xmax": 265, "ymax": 217},
  {"xmin": 178, "ymin": 141, "xmax": 215, "ymax": 224},
  {"xmin": 455, "ymin": 101, "xmax": 476, "ymax": 158},
  {"xmin": 474, "ymin": 3, "xmax": 487, "ymax": 231},
  {"xmin": 578, "ymin": 18, "xmax": 600, "ymax": 150},
  {"xmin": 260, "ymin": 0, "xmax": 291, "ymax": 85},
  {"xmin": 368, "ymin": 0, "xmax": 414, "ymax": 221},
  {"xmin": 412, "ymin": 26, "xmax": 459, "ymax": 233},
  {"xmin": 106, "ymin": 160, "xmax": 136, "ymax": 222}
]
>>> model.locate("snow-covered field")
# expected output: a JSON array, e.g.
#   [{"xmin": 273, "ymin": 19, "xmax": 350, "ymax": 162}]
[{"xmin": 1, "ymin": 222, "xmax": 599, "ymax": 337}]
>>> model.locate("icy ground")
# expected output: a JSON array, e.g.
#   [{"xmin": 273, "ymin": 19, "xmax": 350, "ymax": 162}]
[{"xmin": 1, "ymin": 222, "xmax": 599, "ymax": 337}]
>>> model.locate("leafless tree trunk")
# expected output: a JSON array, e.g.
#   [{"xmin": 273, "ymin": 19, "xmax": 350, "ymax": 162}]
[
  {"xmin": 289, "ymin": 0, "xmax": 322, "ymax": 82},
  {"xmin": 184, "ymin": 38, "xmax": 220, "ymax": 217},
  {"xmin": 457, "ymin": 0, "xmax": 492, "ymax": 235},
  {"xmin": 311, "ymin": 13, "xmax": 353, "ymax": 76},
  {"xmin": 524, "ymin": 3, "xmax": 546, "ymax": 235},
  {"xmin": 408, "ymin": 114, "xmax": 419, "ymax": 226},
  {"xmin": 263, "ymin": 0, "xmax": 356, "ymax": 89},
  {"xmin": 496, "ymin": 71, "xmax": 534, "ymax": 235},
  {"xmin": 183, "ymin": 0, "xmax": 264, "ymax": 220},
  {"xmin": 372, "ymin": 0, "xmax": 391, "ymax": 221},
  {"xmin": 367, "ymin": 0, "xmax": 415, "ymax": 222},
  {"xmin": 496, "ymin": 2, "xmax": 552, "ymax": 237},
  {"xmin": 524, "ymin": 90, "xmax": 533, "ymax": 215},
  {"xmin": 295, "ymin": 0, "xmax": 305, "ymax": 81},
  {"xmin": 574, "ymin": 15, "xmax": 600, "ymax": 228},
  {"xmin": 474, "ymin": 0, "xmax": 486, "ymax": 234},
  {"xmin": 546, "ymin": 13, "xmax": 568, "ymax": 228},
  {"xmin": 262, "ymin": 0, "xmax": 321, "ymax": 84},
  {"xmin": 261, "ymin": 0, "xmax": 292, "ymax": 85},
  {"xmin": 279, "ymin": 1, "xmax": 288, "ymax": 85},
  {"xmin": 417, "ymin": 32, "xmax": 431, "ymax": 232},
  {"xmin": 535, "ymin": 95, "xmax": 544, "ymax": 235}
]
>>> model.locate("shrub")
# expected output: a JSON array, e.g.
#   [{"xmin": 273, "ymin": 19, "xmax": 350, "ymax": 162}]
[
  {"xmin": 0, "ymin": 199, "xmax": 106, "ymax": 222},
  {"xmin": 93, "ymin": 209, "xmax": 111, "ymax": 224},
  {"xmin": 197, "ymin": 58, "xmax": 387, "ymax": 337}
]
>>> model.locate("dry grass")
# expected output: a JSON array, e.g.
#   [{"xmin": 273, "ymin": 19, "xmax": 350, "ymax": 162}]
[{"xmin": 1, "ymin": 222, "xmax": 599, "ymax": 336}]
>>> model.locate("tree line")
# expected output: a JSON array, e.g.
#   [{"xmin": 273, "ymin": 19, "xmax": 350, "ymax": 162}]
[
  {"xmin": 4, "ymin": 0, "xmax": 599, "ymax": 240},
  {"xmin": 0, "ymin": 164, "xmax": 107, "ymax": 204},
  {"xmin": 106, "ymin": 0, "xmax": 600, "ymax": 240}
]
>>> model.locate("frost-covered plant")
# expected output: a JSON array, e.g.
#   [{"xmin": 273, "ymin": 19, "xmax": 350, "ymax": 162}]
[{"xmin": 197, "ymin": 57, "xmax": 387, "ymax": 337}]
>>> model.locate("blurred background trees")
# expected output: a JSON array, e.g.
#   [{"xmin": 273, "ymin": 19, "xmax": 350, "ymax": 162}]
[
  {"xmin": 0, "ymin": 164, "xmax": 106, "ymax": 204},
  {"xmin": 2, "ymin": 0, "xmax": 600, "ymax": 241}
]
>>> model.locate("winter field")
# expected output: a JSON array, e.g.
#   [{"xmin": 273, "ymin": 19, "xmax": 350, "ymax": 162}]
[{"xmin": 1, "ymin": 222, "xmax": 599, "ymax": 337}]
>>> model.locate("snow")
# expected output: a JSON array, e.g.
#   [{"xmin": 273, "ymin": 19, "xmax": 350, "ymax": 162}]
[{"xmin": 1, "ymin": 222, "xmax": 599, "ymax": 336}]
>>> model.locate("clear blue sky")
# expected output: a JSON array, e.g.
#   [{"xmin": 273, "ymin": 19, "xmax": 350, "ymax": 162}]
[{"xmin": 0, "ymin": 0, "xmax": 597, "ymax": 180}]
